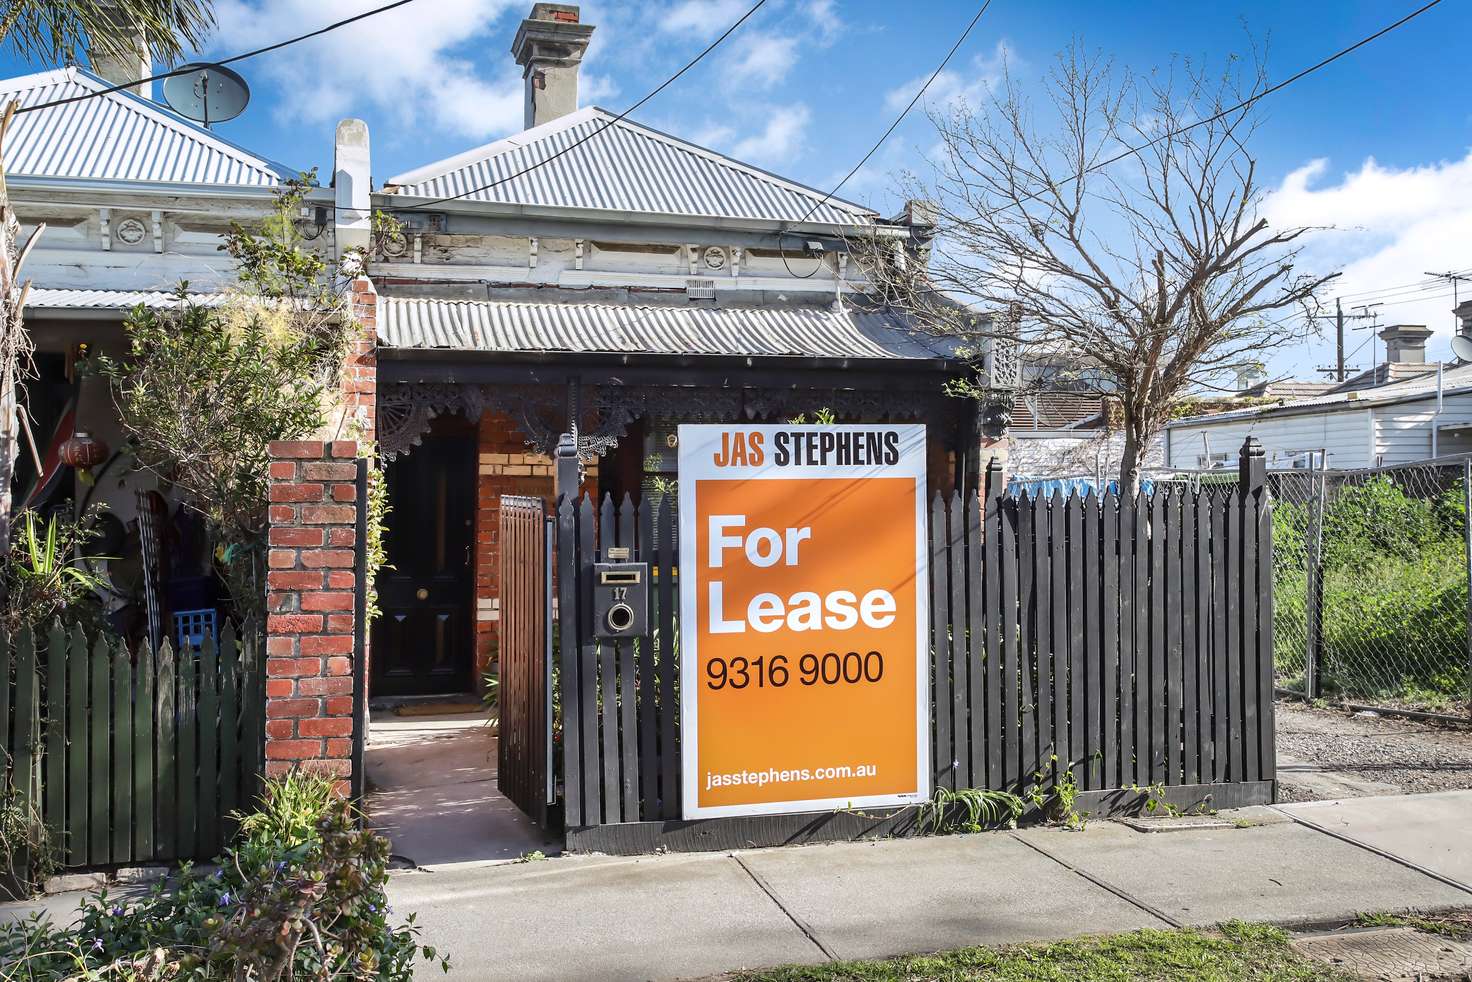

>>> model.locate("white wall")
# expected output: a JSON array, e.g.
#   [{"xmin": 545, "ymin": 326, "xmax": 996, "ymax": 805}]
[
  {"xmin": 1008, "ymin": 430, "xmax": 1165, "ymax": 479},
  {"xmin": 1372, "ymin": 392, "xmax": 1472, "ymax": 465},
  {"xmin": 1166, "ymin": 408, "xmax": 1374, "ymax": 470}
]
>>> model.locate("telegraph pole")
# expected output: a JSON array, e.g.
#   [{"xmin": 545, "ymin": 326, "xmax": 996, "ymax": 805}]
[
  {"xmin": 1311, "ymin": 298, "xmax": 1358, "ymax": 382},
  {"xmin": 1336, "ymin": 299, "xmax": 1344, "ymax": 381}
]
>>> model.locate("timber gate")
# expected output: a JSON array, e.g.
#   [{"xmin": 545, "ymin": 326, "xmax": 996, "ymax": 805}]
[
  {"xmin": 497, "ymin": 495, "xmax": 554, "ymax": 827},
  {"xmin": 530, "ymin": 436, "xmax": 1276, "ymax": 852}
]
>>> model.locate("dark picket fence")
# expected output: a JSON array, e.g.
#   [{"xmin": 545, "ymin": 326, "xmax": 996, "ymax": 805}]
[
  {"xmin": 545, "ymin": 440, "xmax": 1275, "ymax": 849},
  {"xmin": 0, "ymin": 622, "xmax": 265, "ymax": 869}
]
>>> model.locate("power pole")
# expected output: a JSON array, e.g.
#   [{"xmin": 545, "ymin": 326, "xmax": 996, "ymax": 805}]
[
  {"xmin": 1336, "ymin": 299, "xmax": 1344, "ymax": 381},
  {"xmin": 1312, "ymin": 298, "xmax": 1364, "ymax": 382}
]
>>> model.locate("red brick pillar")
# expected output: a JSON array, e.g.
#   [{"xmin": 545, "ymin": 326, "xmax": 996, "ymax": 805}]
[
  {"xmin": 265, "ymin": 439, "xmax": 361, "ymax": 791},
  {"xmin": 344, "ymin": 277, "xmax": 377, "ymax": 443}
]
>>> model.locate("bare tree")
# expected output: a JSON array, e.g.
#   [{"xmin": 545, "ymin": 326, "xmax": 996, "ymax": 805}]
[
  {"xmin": 0, "ymin": 1, "xmax": 215, "ymax": 550},
  {"xmin": 857, "ymin": 44, "xmax": 1334, "ymax": 493}
]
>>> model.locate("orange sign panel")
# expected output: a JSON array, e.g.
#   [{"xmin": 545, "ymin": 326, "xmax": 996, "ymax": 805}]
[{"xmin": 678, "ymin": 424, "xmax": 930, "ymax": 818}]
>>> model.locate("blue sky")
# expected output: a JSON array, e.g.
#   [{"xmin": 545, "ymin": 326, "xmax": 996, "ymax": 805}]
[{"xmin": 6, "ymin": 0, "xmax": 1470, "ymax": 380}]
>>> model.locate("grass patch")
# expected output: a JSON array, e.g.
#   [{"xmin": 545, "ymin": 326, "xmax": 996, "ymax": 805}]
[
  {"xmin": 734, "ymin": 923, "xmax": 1355, "ymax": 982},
  {"xmin": 1354, "ymin": 910, "xmax": 1472, "ymax": 940}
]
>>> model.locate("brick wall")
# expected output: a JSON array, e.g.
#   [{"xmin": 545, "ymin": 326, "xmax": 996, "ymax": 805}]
[
  {"xmin": 265, "ymin": 439, "xmax": 361, "ymax": 791},
  {"xmin": 343, "ymin": 276, "xmax": 377, "ymax": 443},
  {"xmin": 473, "ymin": 411, "xmax": 596, "ymax": 677}
]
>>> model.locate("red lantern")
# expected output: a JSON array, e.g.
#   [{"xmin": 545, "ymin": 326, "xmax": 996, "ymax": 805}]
[{"xmin": 59, "ymin": 430, "xmax": 109, "ymax": 470}]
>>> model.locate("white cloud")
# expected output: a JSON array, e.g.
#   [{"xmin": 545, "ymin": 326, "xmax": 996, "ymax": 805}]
[
  {"xmin": 659, "ymin": 0, "xmax": 750, "ymax": 38},
  {"xmin": 731, "ymin": 104, "xmax": 811, "ymax": 166},
  {"xmin": 803, "ymin": 0, "xmax": 843, "ymax": 44},
  {"xmin": 884, "ymin": 39, "xmax": 1017, "ymax": 114},
  {"xmin": 1263, "ymin": 153, "xmax": 1472, "ymax": 363},
  {"xmin": 210, "ymin": 0, "xmax": 528, "ymax": 141},
  {"xmin": 726, "ymin": 32, "xmax": 799, "ymax": 88}
]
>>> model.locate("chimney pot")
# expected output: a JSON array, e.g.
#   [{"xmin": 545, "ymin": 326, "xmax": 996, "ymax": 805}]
[
  {"xmin": 1379, "ymin": 323, "xmax": 1432, "ymax": 365},
  {"xmin": 511, "ymin": 4, "xmax": 595, "ymax": 130}
]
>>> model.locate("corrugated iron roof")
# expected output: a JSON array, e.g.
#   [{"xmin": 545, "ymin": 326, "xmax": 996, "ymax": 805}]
[
  {"xmin": 27, "ymin": 288, "xmax": 229, "ymax": 309},
  {"xmin": 384, "ymin": 107, "xmax": 876, "ymax": 227},
  {"xmin": 0, "ymin": 67, "xmax": 293, "ymax": 187},
  {"xmin": 377, "ymin": 296, "xmax": 949, "ymax": 361},
  {"xmin": 1171, "ymin": 361, "xmax": 1472, "ymax": 426}
]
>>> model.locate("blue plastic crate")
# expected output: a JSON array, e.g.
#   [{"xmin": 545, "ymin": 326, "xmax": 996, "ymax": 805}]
[{"xmin": 174, "ymin": 608, "xmax": 217, "ymax": 653}]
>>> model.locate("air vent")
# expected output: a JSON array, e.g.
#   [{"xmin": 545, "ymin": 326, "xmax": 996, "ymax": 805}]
[{"xmin": 686, "ymin": 278, "xmax": 716, "ymax": 301}]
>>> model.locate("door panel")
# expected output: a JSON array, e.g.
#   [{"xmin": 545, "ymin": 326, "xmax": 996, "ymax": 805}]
[{"xmin": 371, "ymin": 424, "xmax": 476, "ymax": 697}]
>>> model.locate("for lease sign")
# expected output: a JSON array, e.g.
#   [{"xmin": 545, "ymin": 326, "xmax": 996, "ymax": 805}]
[{"xmin": 677, "ymin": 423, "xmax": 930, "ymax": 819}]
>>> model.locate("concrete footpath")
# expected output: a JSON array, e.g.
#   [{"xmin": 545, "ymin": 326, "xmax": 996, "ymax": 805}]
[{"xmin": 385, "ymin": 791, "xmax": 1472, "ymax": 981}]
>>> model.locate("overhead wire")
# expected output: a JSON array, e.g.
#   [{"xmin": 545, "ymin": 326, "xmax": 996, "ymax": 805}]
[
  {"xmin": 17, "ymin": 0, "xmax": 423, "ymax": 114},
  {"xmin": 776, "ymin": 0, "xmax": 995, "ymax": 278},
  {"xmin": 999, "ymin": 0, "xmax": 1445, "ymax": 214}
]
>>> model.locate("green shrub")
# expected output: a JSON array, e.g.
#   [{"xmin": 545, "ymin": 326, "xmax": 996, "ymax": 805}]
[
  {"xmin": 1274, "ymin": 473, "xmax": 1469, "ymax": 705},
  {"xmin": 0, "ymin": 775, "xmax": 447, "ymax": 980}
]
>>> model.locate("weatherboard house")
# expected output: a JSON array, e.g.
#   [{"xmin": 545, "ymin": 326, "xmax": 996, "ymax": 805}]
[{"xmin": 8, "ymin": 4, "xmax": 987, "ymax": 703}]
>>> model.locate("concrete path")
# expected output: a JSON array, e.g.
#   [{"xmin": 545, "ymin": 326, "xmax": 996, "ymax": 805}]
[
  {"xmin": 1277, "ymin": 790, "xmax": 1472, "ymax": 889},
  {"xmin": 386, "ymin": 791, "xmax": 1472, "ymax": 981},
  {"xmin": 364, "ymin": 710, "xmax": 558, "ymax": 868}
]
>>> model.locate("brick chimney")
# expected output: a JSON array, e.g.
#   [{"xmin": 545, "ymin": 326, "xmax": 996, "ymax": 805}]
[
  {"xmin": 90, "ymin": 11, "xmax": 152, "ymax": 100},
  {"xmin": 1379, "ymin": 324, "xmax": 1432, "ymax": 365},
  {"xmin": 511, "ymin": 4, "xmax": 594, "ymax": 131}
]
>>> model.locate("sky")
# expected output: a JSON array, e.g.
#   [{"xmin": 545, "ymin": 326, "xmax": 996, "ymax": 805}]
[{"xmin": 5, "ymin": 0, "xmax": 1470, "ymax": 383}]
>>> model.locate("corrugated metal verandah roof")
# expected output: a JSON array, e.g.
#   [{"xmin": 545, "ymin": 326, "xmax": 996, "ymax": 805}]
[
  {"xmin": 384, "ymin": 107, "xmax": 876, "ymax": 227},
  {"xmin": 377, "ymin": 296, "xmax": 952, "ymax": 361},
  {"xmin": 27, "ymin": 288, "xmax": 230, "ymax": 309},
  {"xmin": 0, "ymin": 67, "xmax": 294, "ymax": 187}
]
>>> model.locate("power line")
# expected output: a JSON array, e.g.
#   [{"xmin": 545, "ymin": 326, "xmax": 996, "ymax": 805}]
[
  {"xmin": 796, "ymin": 0, "xmax": 993, "ymax": 230},
  {"xmin": 778, "ymin": 0, "xmax": 995, "ymax": 278},
  {"xmin": 399, "ymin": 0, "xmax": 769, "ymax": 211},
  {"xmin": 1005, "ymin": 0, "xmax": 1445, "ymax": 214},
  {"xmin": 17, "ymin": 0, "xmax": 422, "ymax": 115}
]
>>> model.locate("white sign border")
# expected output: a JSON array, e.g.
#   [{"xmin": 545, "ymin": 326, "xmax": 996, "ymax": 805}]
[{"xmin": 677, "ymin": 423, "xmax": 931, "ymax": 820}]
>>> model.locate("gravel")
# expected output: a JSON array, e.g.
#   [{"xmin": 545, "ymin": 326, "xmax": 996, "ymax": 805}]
[{"xmin": 1276, "ymin": 700, "xmax": 1472, "ymax": 800}]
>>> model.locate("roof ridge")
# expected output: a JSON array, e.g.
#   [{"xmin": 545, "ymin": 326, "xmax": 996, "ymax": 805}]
[
  {"xmin": 383, "ymin": 106, "xmax": 877, "ymax": 224},
  {"xmin": 1, "ymin": 64, "xmax": 298, "ymax": 185},
  {"xmin": 586, "ymin": 108, "xmax": 877, "ymax": 219}
]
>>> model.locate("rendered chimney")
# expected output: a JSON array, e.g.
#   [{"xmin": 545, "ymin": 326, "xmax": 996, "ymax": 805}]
[
  {"xmin": 511, "ymin": 4, "xmax": 595, "ymax": 130},
  {"xmin": 1379, "ymin": 324, "xmax": 1432, "ymax": 365},
  {"xmin": 89, "ymin": 7, "xmax": 152, "ymax": 100}
]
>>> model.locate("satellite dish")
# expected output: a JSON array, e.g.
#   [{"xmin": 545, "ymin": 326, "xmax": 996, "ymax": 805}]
[
  {"xmin": 1452, "ymin": 334, "xmax": 1472, "ymax": 364},
  {"xmin": 162, "ymin": 63, "xmax": 250, "ymax": 127}
]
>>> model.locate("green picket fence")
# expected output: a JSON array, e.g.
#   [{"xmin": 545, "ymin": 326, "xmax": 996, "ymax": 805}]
[{"xmin": 0, "ymin": 622, "xmax": 265, "ymax": 869}]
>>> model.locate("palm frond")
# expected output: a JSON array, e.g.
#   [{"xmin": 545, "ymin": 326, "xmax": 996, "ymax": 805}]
[{"xmin": 0, "ymin": 0, "xmax": 216, "ymax": 68}]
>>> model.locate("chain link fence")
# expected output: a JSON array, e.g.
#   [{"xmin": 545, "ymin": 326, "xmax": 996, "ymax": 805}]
[{"xmin": 1272, "ymin": 458, "xmax": 1472, "ymax": 718}]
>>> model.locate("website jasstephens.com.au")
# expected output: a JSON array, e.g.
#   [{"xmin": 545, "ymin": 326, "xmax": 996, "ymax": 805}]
[{"xmin": 703, "ymin": 762, "xmax": 878, "ymax": 791}]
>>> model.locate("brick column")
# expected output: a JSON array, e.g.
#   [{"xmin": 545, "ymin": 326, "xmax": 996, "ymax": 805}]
[
  {"xmin": 265, "ymin": 439, "xmax": 361, "ymax": 791},
  {"xmin": 344, "ymin": 277, "xmax": 377, "ymax": 443}
]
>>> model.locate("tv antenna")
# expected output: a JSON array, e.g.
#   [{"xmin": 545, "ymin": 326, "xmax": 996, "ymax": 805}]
[{"xmin": 161, "ymin": 63, "xmax": 250, "ymax": 128}]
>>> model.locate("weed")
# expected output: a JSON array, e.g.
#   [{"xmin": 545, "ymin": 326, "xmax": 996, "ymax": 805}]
[{"xmin": 918, "ymin": 787, "xmax": 1024, "ymax": 835}]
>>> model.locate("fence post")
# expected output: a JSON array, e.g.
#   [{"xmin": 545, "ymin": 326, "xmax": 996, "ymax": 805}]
[
  {"xmin": 1238, "ymin": 437, "xmax": 1266, "ymax": 496},
  {"xmin": 1463, "ymin": 459, "xmax": 1472, "ymax": 719},
  {"xmin": 1304, "ymin": 457, "xmax": 1326, "ymax": 699}
]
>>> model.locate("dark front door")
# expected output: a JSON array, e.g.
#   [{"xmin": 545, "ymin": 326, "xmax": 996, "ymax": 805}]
[{"xmin": 372, "ymin": 420, "xmax": 476, "ymax": 697}]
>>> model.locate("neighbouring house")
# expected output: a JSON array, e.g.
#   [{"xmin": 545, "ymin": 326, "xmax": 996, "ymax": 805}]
[
  {"xmin": 1001, "ymin": 390, "xmax": 1167, "ymax": 483},
  {"xmin": 1166, "ymin": 322, "xmax": 1472, "ymax": 470},
  {"xmin": 357, "ymin": 3, "xmax": 985, "ymax": 698},
  {"xmin": 0, "ymin": 60, "xmax": 342, "ymax": 646}
]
